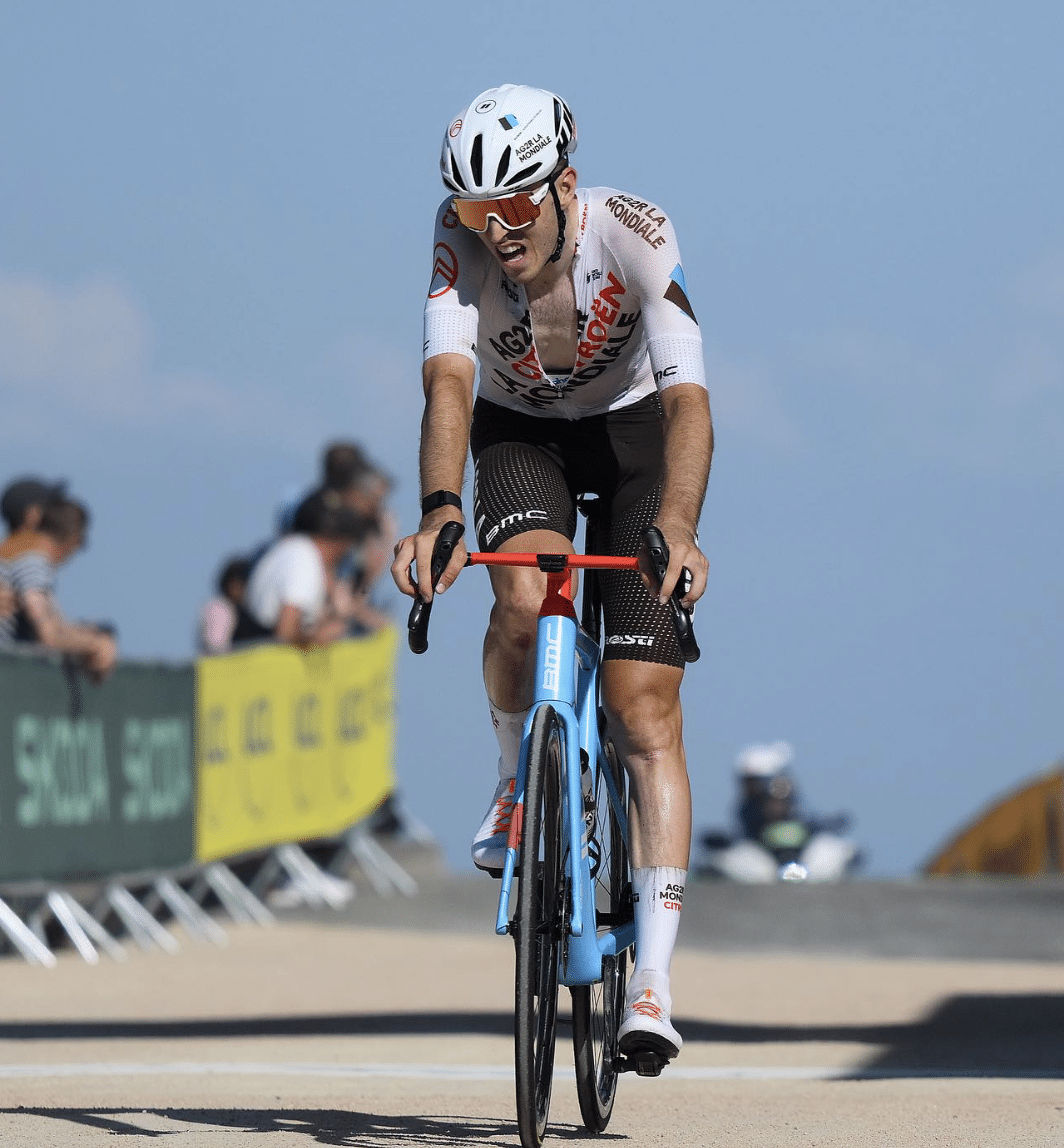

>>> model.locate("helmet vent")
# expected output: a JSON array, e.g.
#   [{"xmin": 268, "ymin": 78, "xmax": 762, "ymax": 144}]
[
  {"xmin": 470, "ymin": 134, "xmax": 484, "ymax": 187},
  {"xmin": 494, "ymin": 146, "xmax": 512, "ymax": 188},
  {"xmin": 504, "ymin": 162, "xmax": 542, "ymax": 188}
]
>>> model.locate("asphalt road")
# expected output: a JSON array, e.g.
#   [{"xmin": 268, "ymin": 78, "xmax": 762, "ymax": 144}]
[{"xmin": 1, "ymin": 873, "xmax": 1063, "ymax": 1146}]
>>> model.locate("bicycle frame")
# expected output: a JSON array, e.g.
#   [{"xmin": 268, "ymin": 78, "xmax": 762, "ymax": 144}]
[{"xmin": 472, "ymin": 552, "xmax": 637, "ymax": 987}]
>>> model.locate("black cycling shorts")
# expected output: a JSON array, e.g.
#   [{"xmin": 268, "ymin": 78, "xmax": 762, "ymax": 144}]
[{"xmin": 469, "ymin": 394, "xmax": 684, "ymax": 668}]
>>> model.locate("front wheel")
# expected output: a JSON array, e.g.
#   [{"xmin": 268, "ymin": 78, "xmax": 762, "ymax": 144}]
[
  {"xmin": 513, "ymin": 704, "xmax": 564, "ymax": 1148},
  {"xmin": 572, "ymin": 732, "xmax": 630, "ymax": 1131}
]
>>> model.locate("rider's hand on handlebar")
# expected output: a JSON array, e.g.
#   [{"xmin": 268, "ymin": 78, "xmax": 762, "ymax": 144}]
[
  {"xmin": 639, "ymin": 521, "xmax": 708, "ymax": 610},
  {"xmin": 390, "ymin": 510, "xmax": 468, "ymax": 601}
]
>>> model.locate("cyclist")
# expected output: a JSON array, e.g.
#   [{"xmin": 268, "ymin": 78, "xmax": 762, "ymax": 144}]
[{"xmin": 391, "ymin": 84, "xmax": 713, "ymax": 1066}]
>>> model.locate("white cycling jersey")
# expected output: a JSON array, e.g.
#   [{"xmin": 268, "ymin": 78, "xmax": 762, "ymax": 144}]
[{"xmin": 424, "ymin": 187, "xmax": 706, "ymax": 420}]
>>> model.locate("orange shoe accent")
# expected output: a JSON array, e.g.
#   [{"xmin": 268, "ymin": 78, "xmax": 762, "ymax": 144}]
[
  {"xmin": 493, "ymin": 780, "xmax": 516, "ymax": 834},
  {"xmin": 630, "ymin": 990, "xmax": 667, "ymax": 1023}
]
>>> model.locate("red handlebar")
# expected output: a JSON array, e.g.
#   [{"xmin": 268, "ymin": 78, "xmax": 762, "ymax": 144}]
[{"xmin": 465, "ymin": 552, "xmax": 639, "ymax": 571}]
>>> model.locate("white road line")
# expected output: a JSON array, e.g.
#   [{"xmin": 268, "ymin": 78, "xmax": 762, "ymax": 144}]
[{"xmin": 0, "ymin": 1062, "xmax": 1053, "ymax": 1082}]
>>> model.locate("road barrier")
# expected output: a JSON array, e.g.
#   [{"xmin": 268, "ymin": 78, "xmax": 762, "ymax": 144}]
[
  {"xmin": 0, "ymin": 653, "xmax": 195, "ymax": 884},
  {"xmin": 0, "ymin": 630, "xmax": 400, "ymax": 964},
  {"xmin": 195, "ymin": 630, "xmax": 396, "ymax": 862}
]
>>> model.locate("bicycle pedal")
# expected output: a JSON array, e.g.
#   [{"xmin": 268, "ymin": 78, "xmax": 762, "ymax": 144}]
[
  {"xmin": 615, "ymin": 1050, "xmax": 669, "ymax": 1077},
  {"xmin": 616, "ymin": 1031, "xmax": 676, "ymax": 1077}
]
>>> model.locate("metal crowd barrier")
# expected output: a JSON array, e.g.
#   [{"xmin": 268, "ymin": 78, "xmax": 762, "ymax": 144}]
[{"xmin": 0, "ymin": 632, "xmax": 428, "ymax": 966}]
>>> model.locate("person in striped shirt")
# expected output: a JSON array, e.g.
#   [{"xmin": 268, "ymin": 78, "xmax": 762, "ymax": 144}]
[{"xmin": 0, "ymin": 492, "xmax": 117, "ymax": 680}]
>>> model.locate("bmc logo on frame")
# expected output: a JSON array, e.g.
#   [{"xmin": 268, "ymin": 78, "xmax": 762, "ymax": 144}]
[{"xmin": 542, "ymin": 619, "xmax": 563, "ymax": 693}]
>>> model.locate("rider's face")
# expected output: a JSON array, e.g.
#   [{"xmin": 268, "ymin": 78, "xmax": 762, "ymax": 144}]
[{"xmin": 476, "ymin": 167, "xmax": 577, "ymax": 285}]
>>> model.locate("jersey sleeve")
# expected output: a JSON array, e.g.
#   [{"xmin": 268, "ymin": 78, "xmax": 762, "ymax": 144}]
[
  {"xmin": 602, "ymin": 193, "xmax": 707, "ymax": 394},
  {"xmin": 423, "ymin": 197, "xmax": 483, "ymax": 365}
]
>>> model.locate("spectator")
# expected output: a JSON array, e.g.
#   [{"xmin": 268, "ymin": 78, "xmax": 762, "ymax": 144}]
[
  {"xmin": 323, "ymin": 442, "xmax": 397, "ymax": 633},
  {"xmin": 0, "ymin": 495, "xmax": 117, "ymax": 680},
  {"xmin": 2, "ymin": 476, "xmax": 67, "ymax": 536},
  {"xmin": 197, "ymin": 555, "xmax": 253, "ymax": 655},
  {"xmin": 0, "ymin": 578, "xmax": 13, "ymax": 634},
  {"xmin": 2, "ymin": 477, "xmax": 68, "ymax": 640},
  {"xmin": 277, "ymin": 441, "xmax": 396, "ymax": 636},
  {"xmin": 237, "ymin": 489, "xmax": 366, "ymax": 648}
]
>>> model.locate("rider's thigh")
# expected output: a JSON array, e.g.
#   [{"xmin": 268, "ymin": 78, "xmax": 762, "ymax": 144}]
[{"xmin": 600, "ymin": 657, "xmax": 684, "ymax": 762}]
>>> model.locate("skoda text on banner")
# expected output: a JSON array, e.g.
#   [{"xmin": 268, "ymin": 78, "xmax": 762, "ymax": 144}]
[
  {"xmin": 0, "ymin": 652, "xmax": 196, "ymax": 884},
  {"xmin": 194, "ymin": 629, "xmax": 398, "ymax": 863}
]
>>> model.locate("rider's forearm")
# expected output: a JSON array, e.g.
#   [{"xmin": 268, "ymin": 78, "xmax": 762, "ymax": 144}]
[
  {"xmin": 657, "ymin": 384, "xmax": 713, "ymax": 539},
  {"xmin": 419, "ymin": 355, "xmax": 475, "ymax": 520}
]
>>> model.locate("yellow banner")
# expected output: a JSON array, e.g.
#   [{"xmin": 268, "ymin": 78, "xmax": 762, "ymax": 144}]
[{"xmin": 194, "ymin": 629, "xmax": 397, "ymax": 862}]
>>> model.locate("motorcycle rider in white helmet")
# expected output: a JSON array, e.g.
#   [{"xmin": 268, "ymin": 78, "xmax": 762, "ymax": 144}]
[{"xmin": 392, "ymin": 84, "xmax": 714, "ymax": 1067}]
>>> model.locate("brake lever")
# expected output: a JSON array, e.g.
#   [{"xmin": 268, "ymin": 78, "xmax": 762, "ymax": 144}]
[
  {"xmin": 641, "ymin": 526, "xmax": 700, "ymax": 664},
  {"xmin": 407, "ymin": 520, "xmax": 466, "ymax": 654}
]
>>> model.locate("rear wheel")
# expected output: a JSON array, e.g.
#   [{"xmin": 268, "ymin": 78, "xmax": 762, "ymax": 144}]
[
  {"xmin": 513, "ymin": 704, "xmax": 564, "ymax": 1148},
  {"xmin": 572, "ymin": 732, "xmax": 630, "ymax": 1131}
]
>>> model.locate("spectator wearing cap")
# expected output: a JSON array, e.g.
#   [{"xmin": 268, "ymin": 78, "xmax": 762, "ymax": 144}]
[
  {"xmin": 0, "ymin": 495, "xmax": 117, "ymax": 680},
  {"xmin": 321, "ymin": 441, "xmax": 397, "ymax": 634},
  {"xmin": 277, "ymin": 441, "xmax": 396, "ymax": 636},
  {"xmin": 238, "ymin": 489, "xmax": 367, "ymax": 648}
]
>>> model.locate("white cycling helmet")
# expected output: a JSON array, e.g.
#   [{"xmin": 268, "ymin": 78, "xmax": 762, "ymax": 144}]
[
  {"xmin": 736, "ymin": 741, "xmax": 794, "ymax": 778},
  {"xmin": 441, "ymin": 84, "xmax": 576, "ymax": 198}
]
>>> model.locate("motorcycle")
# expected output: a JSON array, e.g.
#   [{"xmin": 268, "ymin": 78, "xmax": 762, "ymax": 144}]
[{"xmin": 697, "ymin": 813, "xmax": 862, "ymax": 883}]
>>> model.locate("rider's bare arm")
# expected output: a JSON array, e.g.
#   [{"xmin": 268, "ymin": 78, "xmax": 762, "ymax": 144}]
[
  {"xmin": 390, "ymin": 352, "xmax": 475, "ymax": 601},
  {"xmin": 653, "ymin": 383, "xmax": 713, "ymax": 608}
]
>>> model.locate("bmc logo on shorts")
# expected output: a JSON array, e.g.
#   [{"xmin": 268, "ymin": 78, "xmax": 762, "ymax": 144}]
[
  {"xmin": 484, "ymin": 509, "xmax": 548, "ymax": 546},
  {"xmin": 606, "ymin": 634, "xmax": 655, "ymax": 647}
]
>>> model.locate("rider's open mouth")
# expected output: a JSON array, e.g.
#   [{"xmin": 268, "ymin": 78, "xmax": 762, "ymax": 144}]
[{"xmin": 498, "ymin": 243, "xmax": 526, "ymax": 264}]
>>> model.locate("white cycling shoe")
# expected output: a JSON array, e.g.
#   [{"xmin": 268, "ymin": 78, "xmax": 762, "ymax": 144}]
[
  {"xmin": 471, "ymin": 777, "xmax": 516, "ymax": 875},
  {"xmin": 618, "ymin": 979, "xmax": 683, "ymax": 1060}
]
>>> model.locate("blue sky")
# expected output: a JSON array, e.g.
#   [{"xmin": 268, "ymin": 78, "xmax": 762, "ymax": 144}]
[{"xmin": 2, "ymin": 2, "xmax": 1062, "ymax": 877}]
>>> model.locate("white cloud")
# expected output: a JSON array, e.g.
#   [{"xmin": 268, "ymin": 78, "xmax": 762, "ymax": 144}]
[
  {"xmin": 0, "ymin": 274, "xmax": 147, "ymax": 396},
  {"xmin": 0, "ymin": 271, "xmax": 238, "ymax": 440}
]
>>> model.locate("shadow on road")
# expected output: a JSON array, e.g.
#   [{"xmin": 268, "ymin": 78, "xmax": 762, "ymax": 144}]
[
  {"xmin": 3, "ymin": 994, "xmax": 1063, "ymax": 1078},
  {"xmin": 0, "ymin": 1107, "xmax": 611, "ymax": 1145},
  {"xmin": 0, "ymin": 1011, "xmax": 515, "ymax": 1041}
]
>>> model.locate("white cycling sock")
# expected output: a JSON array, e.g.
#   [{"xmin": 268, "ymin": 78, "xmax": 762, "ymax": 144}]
[
  {"xmin": 630, "ymin": 866, "xmax": 686, "ymax": 1002},
  {"xmin": 490, "ymin": 703, "xmax": 529, "ymax": 780}
]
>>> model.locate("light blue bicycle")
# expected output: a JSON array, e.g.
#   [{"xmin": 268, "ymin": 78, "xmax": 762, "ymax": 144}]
[{"xmin": 409, "ymin": 511, "xmax": 698, "ymax": 1148}]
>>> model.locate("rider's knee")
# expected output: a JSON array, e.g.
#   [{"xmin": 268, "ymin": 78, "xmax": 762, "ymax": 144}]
[
  {"xmin": 489, "ymin": 587, "xmax": 541, "ymax": 651},
  {"xmin": 602, "ymin": 679, "xmax": 683, "ymax": 766}
]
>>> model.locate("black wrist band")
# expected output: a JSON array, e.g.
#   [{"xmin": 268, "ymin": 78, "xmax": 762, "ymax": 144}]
[{"xmin": 420, "ymin": 489, "xmax": 463, "ymax": 516}]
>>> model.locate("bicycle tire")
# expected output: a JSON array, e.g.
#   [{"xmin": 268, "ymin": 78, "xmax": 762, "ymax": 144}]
[
  {"xmin": 513, "ymin": 704, "xmax": 564, "ymax": 1148},
  {"xmin": 571, "ymin": 732, "xmax": 630, "ymax": 1131}
]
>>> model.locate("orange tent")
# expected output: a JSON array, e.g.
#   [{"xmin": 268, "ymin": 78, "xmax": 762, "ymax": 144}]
[{"xmin": 923, "ymin": 765, "xmax": 1064, "ymax": 877}]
